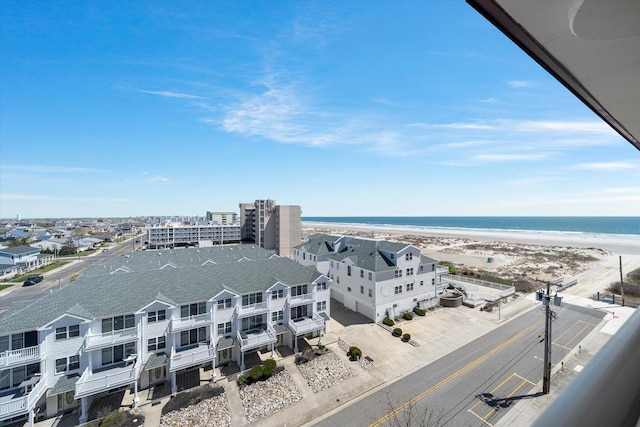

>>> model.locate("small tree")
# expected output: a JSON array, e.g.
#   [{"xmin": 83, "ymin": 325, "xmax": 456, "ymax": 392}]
[
  {"xmin": 262, "ymin": 359, "xmax": 277, "ymax": 377},
  {"xmin": 249, "ymin": 365, "xmax": 263, "ymax": 381}
]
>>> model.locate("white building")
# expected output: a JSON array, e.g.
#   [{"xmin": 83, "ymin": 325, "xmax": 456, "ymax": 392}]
[
  {"xmin": 0, "ymin": 246, "xmax": 54, "ymax": 275},
  {"xmin": 0, "ymin": 246, "xmax": 329, "ymax": 425},
  {"xmin": 146, "ymin": 222, "xmax": 241, "ymax": 249},
  {"xmin": 294, "ymin": 234, "xmax": 448, "ymax": 322},
  {"xmin": 205, "ymin": 211, "xmax": 238, "ymax": 225}
]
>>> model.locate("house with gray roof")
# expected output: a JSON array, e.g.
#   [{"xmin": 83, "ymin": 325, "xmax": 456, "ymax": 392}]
[
  {"xmin": 294, "ymin": 234, "xmax": 447, "ymax": 322},
  {"xmin": 0, "ymin": 247, "xmax": 330, "ymax": 425}
]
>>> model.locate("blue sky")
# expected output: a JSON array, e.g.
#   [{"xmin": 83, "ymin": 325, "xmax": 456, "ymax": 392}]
[{"xmin": 1, "ymin": 1, "xmax": 638, "ymax": 219}]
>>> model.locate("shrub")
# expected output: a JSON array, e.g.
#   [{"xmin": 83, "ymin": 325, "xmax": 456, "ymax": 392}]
[
  {"xmin": 348, "ymin": 346, "xmax": 362, "ymax": 360},
  {"xmin": 402, "ymin": 312, "xmax": 413, "ymax": 320},
  {"xmin": 317, "ymin": 344, "xmax": 326, "ymax": 350},
  {"xmin": 414, "ymin": 307, "xmax": 426, "ymax": 316},
  {"xmin": 237, "ymin": 374, "xmax": 248, "ymax": 385},
  {"xmin": 262, "ymin": 359, "xmax": 277, "ymax": 377},
  {"xmin": 249, "ymin": 365, "xmax": 263, "ymax": 381},
  {"xmin": 383, "ymin": 317, "xmax": 395, "ymax": 326},
  {"xmin": 402, "ymin": 333, "xmax": 411, "ymax": 342},
  {"xmin": 392, "ymin": 328, "xmax": 402, "ymax": 337}
]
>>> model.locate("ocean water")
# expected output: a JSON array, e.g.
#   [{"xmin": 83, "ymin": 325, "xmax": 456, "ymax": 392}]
[{"xmin": 303, "ymin": 217, "xmax": 640, "ymax": 237}]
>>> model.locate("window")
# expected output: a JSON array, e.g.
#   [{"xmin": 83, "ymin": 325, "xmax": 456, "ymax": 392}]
[
  {"xmin": 317, "ymin": 301, "xmax": 327, "ymax": 311},
  {"xmin": 148, "ymin": 309, "xmax": 166, "ymax": 323},
  {"xmin": 148, "ymin": 336, "xmax": 166, "ymax": 351},
  {"xmin": 180, "ymin": 327, "xmax": 207, "ymax": 347},
  {"xmin": 217, "ymin": 322, "xmax": 232, "ymax": 335},
  {"xmin": 368, "ymin": 272, "xmax": 373, "ymax": 281},
  {"xmin": 337, "ymin": 276, "xmax": 340, "ymax": 284},
  {"xmin": 347, "ymin": 286, "xmax": 351, "ymax": 292},
  {"xmin": 330, "ymin": 261, "xmax": 334, "ymax": 268},
  {"xmin": 394, "ymin": 286, "xmax": 402, "ymax": 294},
  {"xmin": 432, "ymin": 264, "xmax": 435, "ymax": 271},
  {"xmin": 360, "ymin": 285, "xmax": 364, "ymax": 294},
  {"xmin": 420, "ymin": 265, "xmax": 424, "ymax": 272},
  {"xmin": 69, "ymin": 355, "xmax": 80, "ymax": 371},
  {"xmin": 102, "ymin": 315, "xmax": 135, "ymax": 332},
  {"xmin": 360, "ymin": 269, "xmax": 364, "ymax": 278},
  {"xmin": 291, "ymin": 285, "xmax": 308, "ymax": 297},
  {"xmin": 242, "ymin": 293, "xmax": 263, "ymax": 306},
  {"xmin": 56, "ymin": 358, "xmax": 67, "ymax": 373},
  {"xmin": 56, "ymin": 325, "xmax": 80, "ymax": 341},
  {"xmin": 395, "ymin": 270, "xmax": 402, "ymax": 278},
  {"xmin": 101, "ymin": 343, "xmax": 136, "ymax": 366},
  {"xmin": 317, "ymin": 282, "xmax": 328, "ymax": 291},
  {"xmin": 407, "ymin": 268, "xmax": 414, "ymax": 276},
  {"xmin": 55, "ymin": 327, "xmax": 67, "ymax": 341},
  {"xmin": 406, "ymin": 283, "xmax": 414, "ymax": 292},
  {"xmin": 368, "ymin": 289, "xmax": 373, "ymax": 298},
  {"xmin": 271, "ymin": 289, "xmax": 283, "ymax": 299},
  {"xmin": 420, "ymin": 280, "xmax": 424, "ymax": 286},
  {"xmin": 291, "ymin": 305, "xmax": 308, "ymax": 319},
  {"xmin": 241, "ymin": 315, "xmax": 265, "ymax": 331},
  {"xmin": 303, "ymin": 253, "xmax": 306, "ymax": 260},
  {"xmin": 217, "ymin": 298, "xmax": 232, "ymax": 310},
  {"xmin": 271, "ymin": 311, "xmax": 283, "ymax": 322},
  {"xmin": 406, "ymin": 253, "xmax": 413, "ymax": 261},
  {"xmin": 432, "ymin": 278, "xmax": 435, "ymax": 285},
  {"xmin": 181, "ymin": 302, "xmax": 206, "ymax": 319},
  {"xmin": 347, "ymin": 266, "xmax": 351, "ymax": 276}
]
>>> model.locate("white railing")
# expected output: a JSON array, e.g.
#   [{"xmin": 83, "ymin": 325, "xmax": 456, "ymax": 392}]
[
  {"xmin": 237, "ymin": 301, "xmax": 269, "ymax": 316},
  {"xmin": 84, "ymin": 327, "xmax": 138, "ymax": 350},
  {"xmin": 0, "ymin": 376, "xmax": 47, "ymax": 419},
  {"xmin": 0, "ymin": 346, "xmax": 40, "ymax": 367},
  {"xmin": 289, "ymin": 292, "xmax": 316, "ymax": 306},
  {"xmin": 237, "ymin": 324, "xmax": 276, "ymax": 351},
  {"xmin": 170, "ymin": 313, "xmax": 211, "ymax": 332},
  {"xmin": 288, "ymin": 313, "xmax": 325, "ymax": 335},
  {"xmin": 75, "ymin": 362, "xmax": 138, "ymax": 397},
  {"xmin": 169, "ymin": 344, "xmax": 215, "ymax": 372}
]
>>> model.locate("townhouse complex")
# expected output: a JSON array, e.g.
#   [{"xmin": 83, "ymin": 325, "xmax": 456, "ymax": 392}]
[
  {"xmin": 0, "ymin": 245, "xmax": 329, "ymax": 426},
  {"xmin": 294, "ymin": 234, "xmax": 448, "ymax": 322},
  {"xmin": 146, "ymin": 223, "xmax": 242, "ymax": 249}
]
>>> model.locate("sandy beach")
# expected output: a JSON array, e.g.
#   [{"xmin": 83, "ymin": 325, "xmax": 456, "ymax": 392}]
[{"xmin": 303, "ymin": 221, "xmax": 640, "ymax": 289}]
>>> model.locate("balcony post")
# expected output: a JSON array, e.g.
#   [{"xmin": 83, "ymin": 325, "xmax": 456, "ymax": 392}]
[
  {"xmin": 79, "ymin": 397, "xmax": 88, "ymax": 424},
  {"xmin": 133, "ymin": 380, "xmax": 139, "ymax": 408},
  {"xmin": 170, "ymin": 371, "xmax": 177, "ymax": 394},
  {"xmin": 211, "ymin": 361, "xmax": 216, "ymax": 383},
  {"xmin": 240, "ymin": 351, "xmax": 245, "ymax": 371},
  {"xmin": 28, "ymin": 407, "xmax": 34, "ymax": 427}
]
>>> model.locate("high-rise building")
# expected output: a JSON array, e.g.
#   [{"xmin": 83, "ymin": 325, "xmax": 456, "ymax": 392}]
[{"xmin": 239, "ymin": 199, "xmax": 301, "ymax": 257}]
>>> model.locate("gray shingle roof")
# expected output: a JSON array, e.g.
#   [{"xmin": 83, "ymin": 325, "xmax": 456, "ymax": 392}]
[{"xmin": 0, "ymin": 257, "xmax": 321, "ymax": 335}]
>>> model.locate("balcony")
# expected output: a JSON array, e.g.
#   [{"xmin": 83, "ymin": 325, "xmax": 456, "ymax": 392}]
[
  {"xmin": 288, "ymin": 313, "xmax": 325, "ymax": 335},
  {"xmin": 0, "ymin": 375, "xmax": 47, "ymax": 420},
  {"xmin": 0, "ymin": 345, "xmax": 42, "ymax": 369},
  {"xmin": 289, "ymin": 292, "xmax": 316, "ymax": 307},
  {"xmin": 169, "ymin": 343, "xmax": 215, "ymax": 372},
  {"xmin": 170, "ymin": 313, "xmax": 211, "ymax": 333},
  {"xmin": 237, "ymin": 325, "xmax": 276, "ymax": 352},
  {"xmin": 237, "ymin": 301, "xmax": 269, "ymax": 317},
  {"xmin": 75, "ymin": 357, "xmax": 140, "ymax": 399},
  {"xmin": 84, "ymin": 327, "xmax": 139, "ymax": 351}
]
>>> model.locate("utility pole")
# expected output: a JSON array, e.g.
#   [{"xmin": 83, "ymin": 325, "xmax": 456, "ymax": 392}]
[
  {"xmin": 619, "ymin": 255, "xmax": 625, "ymax": 307},
  {"xmin": 542, "ymin": 281, "xmax": 552, "ymax": 394}
]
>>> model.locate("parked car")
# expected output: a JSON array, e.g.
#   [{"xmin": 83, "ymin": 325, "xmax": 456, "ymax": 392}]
[
  {"xmin": 102, "ymin": 248, "xmax": 108, "ymax": 253},
  {"xmin": 23, "ymin": 275, "xmax": 44, "ymax": 286}
]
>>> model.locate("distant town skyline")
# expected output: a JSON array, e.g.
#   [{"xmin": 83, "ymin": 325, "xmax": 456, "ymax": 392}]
[{"xmin": 1, "ymin": 1, "xmax": 638, "ymax": 218}]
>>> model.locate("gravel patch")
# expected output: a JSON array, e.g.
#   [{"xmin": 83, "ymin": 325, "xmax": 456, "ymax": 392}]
[
  {"xmin": 239, "ymin": 368, "xmax": 302, "ymax": 423},
  {"xmin": 297, "ymin": 351, "xmax": 357, "ymax": 392},
  {"xmin": 160, "ymin": 390, "xmax": 231, "ymax": 427}
]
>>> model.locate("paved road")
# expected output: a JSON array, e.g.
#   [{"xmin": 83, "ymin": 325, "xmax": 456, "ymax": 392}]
[
  {"xmin": 0, "ymin": 236, "xmax": 140, "ymax": 316},
  {"xmin": 315, "ymin": 303, "xmax": 605, "ymax": 427}
]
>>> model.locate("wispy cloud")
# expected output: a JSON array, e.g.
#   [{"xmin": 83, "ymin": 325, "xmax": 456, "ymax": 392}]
[
  {"xmin": 150, "ymin": 175, "xmax": 170, "ymax": 182},
  {"xmin": 475, "ymin": 153, "xmax": 551, "ymax": 162},
  {"xmin": 507, "ymin": 80, "xmax": 534, "ymax": 88},
  {"xmin": 573, "ymin": 162, "xmax": 637, "ymax": 171},
  {"xmin": 478, "ymin": 97, "xmax": 498, "ymax": 103},
  {"xmin": 372, "ymin": 98, "xmax": 400, "ymax": 107},
  {"xmin": 138, "ymin": 90, "xmax": 205, "ymax": 100}
]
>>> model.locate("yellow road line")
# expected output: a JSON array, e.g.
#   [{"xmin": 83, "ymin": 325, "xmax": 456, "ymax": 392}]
[
  {"xmin": 370, "ymin": 320, "xmax": 542, "ymax": 427},
  {"xmin": 563, "ymin": 323, "xmax": 591, "ymax": 347}
]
